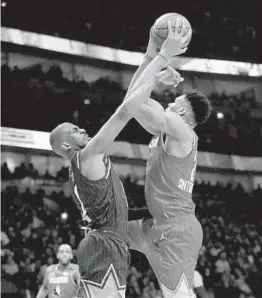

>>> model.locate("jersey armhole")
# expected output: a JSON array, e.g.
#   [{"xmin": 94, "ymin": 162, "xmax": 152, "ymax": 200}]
[
  {"xmin": 161, "ymin": 132, "xmax": 196, "ymax": 159},
  {"xmin": 78, "ymin": 151, "xmax": 111, "ymax": 181}
]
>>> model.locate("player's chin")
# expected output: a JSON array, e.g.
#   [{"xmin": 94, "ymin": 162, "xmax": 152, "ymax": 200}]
[{"xmin": 61, "ymin": 259, "xmax": 69, "ymax": 264}]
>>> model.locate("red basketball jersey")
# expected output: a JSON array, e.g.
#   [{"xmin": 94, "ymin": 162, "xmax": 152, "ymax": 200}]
[
  {"xmin": 46, "ymin": 264, "xmax": 78, "ymax": 298},
  {"xmin": 145, "ymin": 132, "xmax": 198, "ymax": 219}
]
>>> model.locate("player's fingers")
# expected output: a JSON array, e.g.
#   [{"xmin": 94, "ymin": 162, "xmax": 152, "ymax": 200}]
[
  {"xmin": 180, "ymin": 19, "xmax": 185, "ymax": 35},
  {"xmin": 180, "ymin": 46, "xmax": 188, "ymax": 54},
  {"xmin": 167, "ymin": 20, "xmax": 173, "ymax": 37},
  {"xmin": 181, "ymin": 30, "xmax": 190, "ymax": 45},
  {"xmin": 174, "ymin": 18, "xmax": 179, "ymax": 35},
  {"xmin": 177, "ymin": 17, "xmax": 182, "ymax": 35}
]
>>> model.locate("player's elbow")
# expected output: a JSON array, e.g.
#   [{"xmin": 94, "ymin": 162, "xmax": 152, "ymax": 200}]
[{"xmin": 120, "ymin": 97, "xmax": 142, "ymax": 119}]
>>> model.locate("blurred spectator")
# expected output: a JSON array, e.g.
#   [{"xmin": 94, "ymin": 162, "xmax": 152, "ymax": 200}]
[
  {"xmin": 1, "ymin": 0, "xmax": 261, "ymax": 62},
  {"xmin": 2, "ymin": 65, "xmax": 261, "ymax": 157},
  {"xmin": 1, "ymin": 163, "xmax": 12, "ymax": 180},
  {"xmin": 1, "ymin": 167, "xmax": 262, "ymax": 297}
]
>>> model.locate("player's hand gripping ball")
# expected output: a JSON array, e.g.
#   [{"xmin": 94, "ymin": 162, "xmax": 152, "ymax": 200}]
[{"xmin": 152, "ymin": 13, "xmax": 192, "ymax": 50}]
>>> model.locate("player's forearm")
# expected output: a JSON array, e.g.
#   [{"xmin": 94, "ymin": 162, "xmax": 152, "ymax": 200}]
[
  {"xmin": 82, "ymin": 78, "xmax": 157, "ymax": 157},
  {"xmin": 126, "ymin": 55, "xmax": 153, "ymax": 97},
  {"xmin": 125, "ymin": 54, "xmax": 167, "ymax": 99},
  {"xmin": 36, "ymin": 286, "xmax": 48, "ymax": 298},
  {"xmin": 122, "ymin": 77, "xmax": 156, "ymax": 116},
  {"xmin": 135, "ymin": 98, "xmax": 165, "ymax": 131}
]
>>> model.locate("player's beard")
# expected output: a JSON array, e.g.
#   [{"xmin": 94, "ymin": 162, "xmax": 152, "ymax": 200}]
[{"xmin": 80, "ymin": 135, "xmax": 91, "ymax": 148}]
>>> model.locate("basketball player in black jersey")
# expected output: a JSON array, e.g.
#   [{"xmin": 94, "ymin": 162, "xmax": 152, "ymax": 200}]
[{"xmin": 49, "ymin": 66, "xmax": 179, "ymax": 298}]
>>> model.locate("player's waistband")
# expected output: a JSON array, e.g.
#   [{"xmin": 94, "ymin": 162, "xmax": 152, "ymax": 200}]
[
  {"xmin": 153, "ymin": 213, "xmax": 196, "ymax": 227},
  {"xmin": 86, "ymin": 227, "xmax": 130, "ymax": 249}
]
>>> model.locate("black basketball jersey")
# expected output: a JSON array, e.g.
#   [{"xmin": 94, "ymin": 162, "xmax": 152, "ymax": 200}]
[{"xmin": 69, "ymin": 151, "xmax": 128, "ymax": 234}]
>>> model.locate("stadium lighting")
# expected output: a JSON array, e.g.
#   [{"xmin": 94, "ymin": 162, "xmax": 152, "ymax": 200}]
[
  {"xmin": 217, "ymin": 112, "xmax": 224, "ymax": 119},
  {"xmin": 61, "ymin": 212, "xmax": 68, "ymax": 220}
]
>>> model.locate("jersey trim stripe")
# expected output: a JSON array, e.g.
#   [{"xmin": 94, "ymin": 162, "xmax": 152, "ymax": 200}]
[
  {"xmin": 105, "ymin": 157, "xmax": 111, "ymax": 179},
  {"xmin": 80, "ymin": 280, "xmax": 92, "ymax": 298},
  {"xmin": 74, "ymin": 152, "xmax": 92, "ymax": 223},
  {"xmin": 81, "ymin": 264, "xmax": 126, "ymax": 290}
]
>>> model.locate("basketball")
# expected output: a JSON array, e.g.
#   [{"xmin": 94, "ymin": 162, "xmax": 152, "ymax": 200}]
[{"xmin": 152, "ymin": 13, "xmax": 192, "ymax": 49}]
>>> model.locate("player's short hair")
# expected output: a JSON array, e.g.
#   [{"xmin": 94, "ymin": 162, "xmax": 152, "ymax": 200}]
[{"xmin": 185, "ymin": 91, "xmax": 212, "ymax": 125}]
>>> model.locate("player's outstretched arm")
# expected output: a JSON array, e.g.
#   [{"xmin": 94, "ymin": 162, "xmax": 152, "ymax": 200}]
[
  {"xmin": 80, "ymin": 77, "xmax": 157, "ymax": 160},
  {"xmin": 125, "ymin": 19, "xmax": 190, "ymax": 135},
  {"xmin": 134, "ymin": 67, "xmax": 192, "ymax": 141}
]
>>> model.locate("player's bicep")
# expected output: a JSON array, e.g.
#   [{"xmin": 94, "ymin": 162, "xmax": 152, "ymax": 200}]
[
  {"xmin": 135, "ymin": 102, "xmax": 166, "ymax": 134},
  {"xmin": 135, "ymin": 112, "xmax": 160, "ymax": 136}
]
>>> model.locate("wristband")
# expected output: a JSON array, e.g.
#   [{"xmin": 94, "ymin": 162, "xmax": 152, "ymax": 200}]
[{"xmin": 158, "ymin": 52, "xmax": 168, "ymax": 62}]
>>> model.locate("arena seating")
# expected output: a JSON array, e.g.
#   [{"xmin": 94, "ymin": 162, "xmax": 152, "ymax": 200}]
[
  {"xmin": 2, "ymin": 65, "xmax": 262, "ymax": 157},
  {"xmin": 1, "ymin": 0, "xmax": 261, "ymax": 62},
  {"xmin": 1, "ymin": 163, "xmax": 262, "ymax": 298}
]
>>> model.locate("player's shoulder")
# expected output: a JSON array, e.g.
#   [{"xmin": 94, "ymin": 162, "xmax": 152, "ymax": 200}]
[
  {"xmin": 70, "ymin": 263, "xmax": 79, "ymax": 272},
  {"xmin": 45, "ymin": 264, "xmax": 55, "ymax": 274}
]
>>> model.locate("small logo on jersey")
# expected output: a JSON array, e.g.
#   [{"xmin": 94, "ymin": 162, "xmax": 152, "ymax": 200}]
[
  {"xmin": 53, "ymin": 286, "xmax": 60, "ymax": 297},
  {"xmin": 149, "ymin": 136, "xmax": 159, "ymax": 149},
  {"xmin": 159, "ymin": 232, "xmax": 167, "ymax": 241}
]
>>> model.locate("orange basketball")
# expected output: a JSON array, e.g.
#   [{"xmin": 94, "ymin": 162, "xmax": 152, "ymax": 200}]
[{"xmin": 152, "ymin": 13, "xmax": 192, "ymax": 49}]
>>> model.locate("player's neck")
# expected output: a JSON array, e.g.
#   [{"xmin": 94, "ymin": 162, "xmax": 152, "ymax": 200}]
[
  {"xmin": 183, "ymin": 117, "xmax": 195, "ymax": 129},
  {"xmin": 58, "ymin": 263, "xmax": 70, "ymax": 271},
  {"xmin": 68, "ymin": 149, "xmax": 78, "ymax": 160}
]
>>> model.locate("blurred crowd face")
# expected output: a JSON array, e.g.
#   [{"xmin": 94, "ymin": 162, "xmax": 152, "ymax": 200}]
[{"xmin": 47, "ymin": 257, "xmax": 54, "ymax": 266}]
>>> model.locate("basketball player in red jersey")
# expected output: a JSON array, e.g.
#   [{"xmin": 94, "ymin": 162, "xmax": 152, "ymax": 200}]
[
  {"xmin": 36, "ymin": 244, "xmax": 80, "ymax": 298},
  {"xmin": 127, "ymin": 19, "xmax": 212, "ymax": 298},
  {"xmin": 49, "ymin": 61, "xmax": 180, "ymax": 297}
]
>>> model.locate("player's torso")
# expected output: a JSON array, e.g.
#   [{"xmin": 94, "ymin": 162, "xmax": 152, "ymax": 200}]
[
  {"xmin": 145, "ymin": 133, "xmax": 197, "ymax": 219},
  {"xmin": 69, "ymin": 152, "xmax": 128, "ymax": 234},
  {"xmin": 47, "ymin": 265, "xmax": 77, "ymax": 298}
]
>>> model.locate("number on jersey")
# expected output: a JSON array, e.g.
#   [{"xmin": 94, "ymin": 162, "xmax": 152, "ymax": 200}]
[{"xmin": 190, "ymin": 151, "xmax": 197, "ymax": 182}]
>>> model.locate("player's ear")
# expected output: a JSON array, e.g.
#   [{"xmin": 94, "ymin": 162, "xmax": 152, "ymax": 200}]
[
  {"xmin": 178, "ymin": 107, "xmax": 187, "ymax": 116},
  {"xmin": 61, "ymin": 142, "xmax": 71, "ymax": 151}
]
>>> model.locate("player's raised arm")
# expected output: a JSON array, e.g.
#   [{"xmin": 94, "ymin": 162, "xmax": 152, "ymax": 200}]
[
  {"xmin": 80, "ymin": 76, "xmax": 158, "ymax": 159},
  {"xmin": 125, "ymin": 19, "xmax": 190, "ymax": 136},
  {"xmin": 126, "ymin": 18, "xmax": 189, "ymax": 98},
  {"xmin": 133, "ymin": 67, "xmax": 193, "ymax": 141}
]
